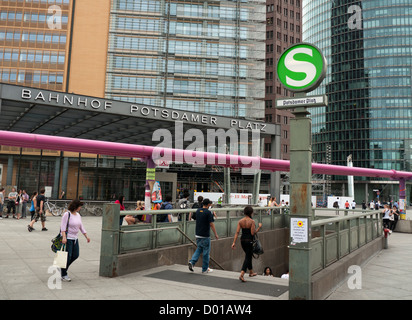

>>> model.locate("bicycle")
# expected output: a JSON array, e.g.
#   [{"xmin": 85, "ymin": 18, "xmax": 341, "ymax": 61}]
[
  {"xmin": 44, "ymin": 200, "xmax": 61, "ymax": 216},
  {"xmin": 56, "ymin": 202, "xmax": 69, "ymax": 216},
  {"xmin": 82, "ymin": 202, "xmax": 103, "ymax": 216}
]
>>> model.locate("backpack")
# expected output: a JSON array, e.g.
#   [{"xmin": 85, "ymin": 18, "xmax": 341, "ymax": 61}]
[
  {"xmin": 191, "ymin": 202, "xmax": 202, "ymax": 220},
  {"xmin": 156, "ymin": 203, "xmax": 169, "ymax": 223},
  {"xmin": 178, "ymin": 200, "xmax": 188, "ymax": 221},
  {"xmin": 333, "ymin": 201, "xmax": 339, "ymax": 208}
]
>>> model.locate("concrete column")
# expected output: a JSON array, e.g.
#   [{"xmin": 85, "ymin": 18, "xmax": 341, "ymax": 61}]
[
  {"xmin": 288, "ymin": 107, "xmax": 312, "ymax": 300},
  {"xmin": 99, "ymin": 203, "xmax": 120, "ymax": 277},
  {"xmin": 6, "ymin": 156, "xmax": 13, "ymax": 186}
]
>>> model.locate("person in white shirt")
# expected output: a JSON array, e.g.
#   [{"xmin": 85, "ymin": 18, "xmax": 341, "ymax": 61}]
[
  {"xmin": 6, "ymin": 187, "xmax": 17, "ymax": 218},
  {"xmin": 351, "ymin": 200, "xmax": 356, "ymax": 210}
]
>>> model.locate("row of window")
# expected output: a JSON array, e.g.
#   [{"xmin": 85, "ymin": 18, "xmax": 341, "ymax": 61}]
[
  {"xmin": 116, "ymin": 0, "xmax": 251, "ymax": 21},
  {"xmin": 0, "ymin": 11, "xmax": 69, "ymax": 25},
  {"xmin": 112, "ymin": 36, "xmax": 252, "ymax": 59},
  {"xmin": 0, "ymin": 29, "xmax": 67, "ymax": 44},
  {"xmin": 115, "ymin": 17, "xmax": 251, "ymax": 40},
  {"xmin": 0, "ymin": 48, "xmax": 65, "ymax": 64},
  {"xmin": 111, "ymin": 55, "xmax": 248, "ymax": 77},
  {"xmin": 265, "ymin": 85, "xmax": 291, "ymax": 97},
  {"xmin": 108, "ymin": 75, "xmax": 250, "ymax": 97},
  {"xmin": 3, "ymin": 0, "xmax": 70, "ymax": 4},
  {"xmin": 0, "ymin": 68, "xmax": 63, "ymax": 84}
]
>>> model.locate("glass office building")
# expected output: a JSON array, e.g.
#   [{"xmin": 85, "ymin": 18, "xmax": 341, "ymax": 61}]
[
  {"xmin": 0, "ymin": 0, "xmax": 271, "ymax": 201},
  {"xmin": 0, "ymin": 0, "xmax": 70, "ymax": 91},
  {"xmin": 105, "ymin": 0, "xmax": 266, "ymax": 119},
  {"xmin": 303, "ymin": 0, "xmax": 412, "ymax": 199}
]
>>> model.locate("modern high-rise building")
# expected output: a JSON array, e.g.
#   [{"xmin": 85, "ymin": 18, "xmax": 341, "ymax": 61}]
[
  {"xmin": 0, "ymin": 0, "xmax": 266, "ymax": 119},
  {"xmin": 0, "ymin": 0, "xmax": 274, "ymax": 200},
  {"xmin": 106, "ymin": 0, "xmax": 266, "ymax": 119},
  {"xmin": 264, "ymin": 0, "xmax": 302, "ymax": 161},
  {"xmin": 303, "ymin": 0, "xmax": 412, "ymax": 201},
  {"xmin": 0, "ymin": 0, "xmax": 71, "ymax": 91}
]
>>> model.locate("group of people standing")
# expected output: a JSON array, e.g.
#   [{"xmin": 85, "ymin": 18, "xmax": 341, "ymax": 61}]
[
  {"xmin": 0, "ymin": 187, "xmax": 30, "ymax": 220},
  {"xmin": 0, "ymin": 187, "xmax": 47, "ymax": 230},
  {"xmin": 382, "ymin": 203, "xmax": 400, "ymax": 233}
]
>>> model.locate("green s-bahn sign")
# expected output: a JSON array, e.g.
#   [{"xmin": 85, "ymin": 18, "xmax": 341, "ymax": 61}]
[{"xmin": 277, "ymin": 43, "xmax": 327, "ymax": 93}]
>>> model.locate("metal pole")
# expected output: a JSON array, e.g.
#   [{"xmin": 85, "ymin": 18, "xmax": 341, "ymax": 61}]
[{"xmin": 288, "ymin": 106, "xmax": 313, "ymax": 300}]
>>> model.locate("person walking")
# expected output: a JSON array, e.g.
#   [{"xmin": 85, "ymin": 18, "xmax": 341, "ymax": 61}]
[
  {"xmin": 0, "ymin": 187, "xmax": 5, "ymax": 219},
  {"xmin": 29, "ymin": 191, "xmax": 37, "ymax": 221},
  {"xmin": 28, "ymin": 188, "xmax": 47, "ymax": 232},
  {"xmin": 60, "ymin": 199, "xmax": 90, "ymax": 282},
  {"xmin": 231, "ymin": 206, "xmax": 262, "ymax": 282},
  {"xmin": 188, "ymin": 198, "xmax": 219, "ymax": 274}
]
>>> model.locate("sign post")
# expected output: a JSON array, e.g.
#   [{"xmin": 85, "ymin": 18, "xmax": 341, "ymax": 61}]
[{"xmin": 276, "ymin": 43, "xmax": 327, "ymax": 300}]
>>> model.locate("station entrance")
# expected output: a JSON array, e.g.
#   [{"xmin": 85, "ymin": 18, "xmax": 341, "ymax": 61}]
[{"xmin": 0, "ymin": 83, "xmax": 281, "ymax": 204}]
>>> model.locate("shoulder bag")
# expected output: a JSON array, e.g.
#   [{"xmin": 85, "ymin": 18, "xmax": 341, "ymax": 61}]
[
  {"xmin": 51, "ymin": 212, "xmax": 70, "ymax": 253},
  {"xmin": 252, "ymin": 233, "xmax": 264, "ymax": 258}
]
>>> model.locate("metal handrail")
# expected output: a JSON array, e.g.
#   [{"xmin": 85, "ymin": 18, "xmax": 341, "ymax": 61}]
[
  {"xmin": 310, "ymin": 209, "xmax": 383, "ymax": 273},
  {"xmin": 119, "ymin": 205, "xmax": 282, "ymax": 217},
  {"xmin": 119, "ymin": 225, "xmax": 225, "ymax": 270}
]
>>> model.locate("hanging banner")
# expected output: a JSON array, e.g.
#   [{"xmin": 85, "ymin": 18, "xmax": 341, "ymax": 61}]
[{"xmin": 151, "ymin": 181, "xmax": 162, "ymax": 203}]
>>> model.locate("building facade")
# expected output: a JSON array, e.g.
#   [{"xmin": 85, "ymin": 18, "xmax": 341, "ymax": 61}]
[
  {"xmin": 0, "ymin": 0, "xmax": 70, "ymax": 91},
  {"xmin": 0, "ymin": 0, "xmax": 273, "ymax": 202},
  {"xmin": 1, "ymin": 0, "xmax": 266, "ymax": 117},
  {"xmin": 264, "ymin": 0, "xmax": 302, "ymax": 161},
  {"xmin": 303, "ymin": 0, "xmax": 412, "ymax": 201},
  {"xmin": 106, "ymin": 0, "xmax": 266, "ymax": 119}
]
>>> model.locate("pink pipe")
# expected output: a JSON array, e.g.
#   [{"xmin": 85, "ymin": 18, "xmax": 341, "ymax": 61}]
[{"xmin": 0, "ymin": 130, "xmax": 411, "ymax": 180}]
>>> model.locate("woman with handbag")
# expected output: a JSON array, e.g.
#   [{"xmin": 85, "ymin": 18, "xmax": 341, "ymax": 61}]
[
  {"xmin": 60, "ymin": 199, "xmax": 90, "ymax": 282},
  {"xmin": 231, "ymin": 206, "xmax": 262, "ymax": 282}
]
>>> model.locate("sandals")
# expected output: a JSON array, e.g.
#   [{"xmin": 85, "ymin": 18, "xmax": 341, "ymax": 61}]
[
  {"xmin": 239, "ymin": 276, "xmax": 246, "ymax": 282},
  {"xmin": 249, "ymin": 273, "xmax": 257, "ymax": 277}
]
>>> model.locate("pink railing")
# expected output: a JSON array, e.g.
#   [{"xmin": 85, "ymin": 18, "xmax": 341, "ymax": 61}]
[{"xmin": 0, "ymin": 130, "xmax": 411, "ymax": 180}]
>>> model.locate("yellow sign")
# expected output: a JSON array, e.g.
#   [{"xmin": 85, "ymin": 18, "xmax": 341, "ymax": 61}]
[{"xmin": 146, "ymin": 168, "xmax": 156, "ymax": 181}]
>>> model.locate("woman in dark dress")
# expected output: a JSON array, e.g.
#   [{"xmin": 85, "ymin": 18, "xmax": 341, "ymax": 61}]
[{"xmin": 231, "ymin": 206, "xmax": 262, "ymax": 282}]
